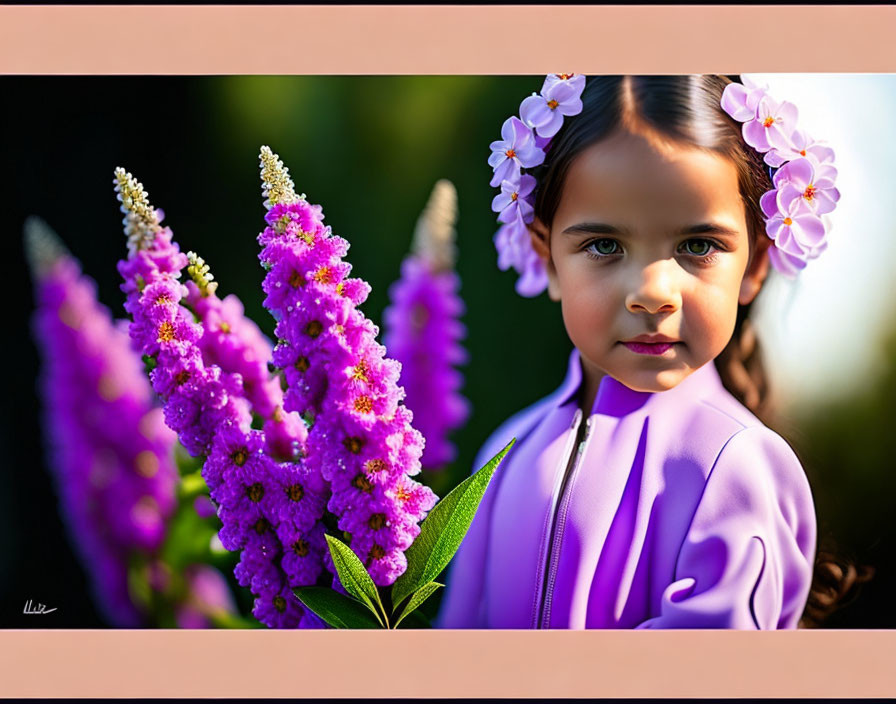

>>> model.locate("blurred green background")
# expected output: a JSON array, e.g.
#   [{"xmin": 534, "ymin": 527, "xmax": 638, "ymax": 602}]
[{"xmin": 2, "ymin": 76, "xmax": 892, "ymax": 627}]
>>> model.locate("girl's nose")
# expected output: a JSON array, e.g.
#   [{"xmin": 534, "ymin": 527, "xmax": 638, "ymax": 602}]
[{"xmin": 625, "ymin": 261, "xmax": 682, "ymax": 315}]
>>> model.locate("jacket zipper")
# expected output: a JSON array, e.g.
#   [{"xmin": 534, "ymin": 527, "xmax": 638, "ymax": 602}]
[{"xmin": 535, "ymin": 410, "xmax": 593, "ymax": 628}]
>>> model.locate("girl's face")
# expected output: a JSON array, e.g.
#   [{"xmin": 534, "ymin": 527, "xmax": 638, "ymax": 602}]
[{"xmin": 531, "ymin": 128, "xmax": 770, "ymax": 395}]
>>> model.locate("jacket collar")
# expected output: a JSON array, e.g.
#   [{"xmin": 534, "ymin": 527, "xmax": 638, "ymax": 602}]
[{"xmin": 554, "ymin": 348, "xmax": 728, "ymax": 418}]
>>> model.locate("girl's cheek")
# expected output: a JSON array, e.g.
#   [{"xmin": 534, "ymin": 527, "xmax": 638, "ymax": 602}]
[
  {"xmin": 685, "ymin": 287, "xmax": 739, "ymax": 347},
  {"xmin": 563, "ymin": 254, "xmax": 608, "ymax": 288},
  {"xmin": 563, "ymin": 288, "xmax": 613, "ymax": 340}
]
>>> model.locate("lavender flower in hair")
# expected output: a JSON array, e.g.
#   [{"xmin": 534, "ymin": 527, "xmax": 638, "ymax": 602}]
[
  {"xmin": 27, "ymin": 217, "xmax": 179, "ymax": 626},
  {"xmin": 114, "ymin": 170, "xmax": 327, "ymax": 628},
  {"xmin": 257, "ymin": 146, "xmax": 438, "ymax": 586},
  {"xmin": 719, "ymin": 76, "xmax": 841, "ymax": 276},
  {"xmin": 383, "ymin": 180, "xmax": 471, "ymax": 470}
]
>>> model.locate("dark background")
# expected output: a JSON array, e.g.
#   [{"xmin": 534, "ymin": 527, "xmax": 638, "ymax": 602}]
[{"xmin": 1, "ymin": 76, "xmax": 891, "ymax": 628}]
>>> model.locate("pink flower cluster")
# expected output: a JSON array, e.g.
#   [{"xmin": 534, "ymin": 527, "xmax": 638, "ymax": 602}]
[
  {"xmin": 720, "ymin": 76, "xmax": 840, "ymax": 277},
  {"xmin": 28, "ymin": 219, "xmax": 179, "ymax": 626},
  {"xmin": 114, "ymin": 169, "xmax": 327, "ymax": 628},
  {"xmin": 258, "ymin": 147, "xmax": 438, "ymax": 586}
]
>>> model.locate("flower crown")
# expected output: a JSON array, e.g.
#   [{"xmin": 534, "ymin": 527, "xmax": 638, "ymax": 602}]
[{"xmin": 488, "ymin": 74, "xmax": 841, "ymax": 297}]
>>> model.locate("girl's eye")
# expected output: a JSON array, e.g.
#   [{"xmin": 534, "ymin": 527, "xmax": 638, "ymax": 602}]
[
  {"xmin": 585, "ymin": 238, "xmax": 620, "ymax": 257},
  {"xmin": 680, "ymin": 238, "xmax": 716, "ymax": 257}
]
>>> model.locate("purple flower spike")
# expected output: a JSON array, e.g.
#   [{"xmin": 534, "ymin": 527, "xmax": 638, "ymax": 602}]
[
  {"xmin": 26, "ymin": 217, "xmax": 179, "ymax": 627},
  {"xmin": 181, "ymin": 254, "xmax": 308, "ymax": 462},
  {"xmin": 184, "ymin": 277, "xmax": 284, "ymax": 421},
  {"xmin": 488, "ymin": 117, "xmax": 545, "ymax": 187},
  {"xmin": 114, "ymin": 167, "xmax": 327, "ymax": 629},
  {"xmin": 194, "ymin": 494, "xmax": 217, "ymax": 519},
  {"xmin": 492, "ymin": 175, "xmax": 536, "ymax": 224},
  {"xmin": 114, "ymin": 168, "xmax": 253, "ymax": 459},
  {"xmin": 258, "ymin": 146, "xmax": 438, "ymax": 587},
  {"xmin": 743, "ymin": 95, "xmax": 799, "ymax": 154},
  {"xmin": 383, "ymin": 180, "xmax": 471, "ymax": 470},
  {"xmin": 253, "ymin": 584, "xmax": 307, "ymax": 629}
]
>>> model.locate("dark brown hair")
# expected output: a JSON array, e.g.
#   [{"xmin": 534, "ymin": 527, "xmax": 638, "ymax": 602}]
[{"xmin": 529, "ymin": 75, "xmax": 873, "ymax": 628}]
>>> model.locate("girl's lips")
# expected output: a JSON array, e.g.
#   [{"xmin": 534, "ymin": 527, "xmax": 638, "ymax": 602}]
[{"xmin": 622, "ymin": 341, "xmax": 676, "ymax": 355}]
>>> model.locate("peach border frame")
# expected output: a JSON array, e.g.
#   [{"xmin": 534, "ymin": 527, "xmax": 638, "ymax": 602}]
[
  {"xmin": 2, "ymin": 4, "xmax": 895, "ymax": 699},
  {"xmin": 1, "ymin": 5, "xmax": 895, "ymax": 74}
]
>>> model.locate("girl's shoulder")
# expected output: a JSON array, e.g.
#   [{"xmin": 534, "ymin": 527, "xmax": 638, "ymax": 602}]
[
  {"xmin": 687, "ymin": 383, "xmax": 812, "ymax": 504},
  {"xmin": 697, "ymin": 378, "xmax": 767, "ymax": 430},
  {"xmin": 675, "ymin": 372, "xmax": 807, "ymax": 478}
]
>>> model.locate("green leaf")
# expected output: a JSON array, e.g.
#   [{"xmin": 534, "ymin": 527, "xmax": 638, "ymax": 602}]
[
  {"xmin": 293, "ymin": 587, "xmax": 384, "ymax": 629},
  {"xmin": 393, "ymin": 581, "xmax": 443, "ymax": 628},
  {"xmin": 325, "ymin": 534, "xmax": 388, "ymax": 627},
  {"xmin": 392, "ymin": 437, "xmax": 515, "ymax": 611}
]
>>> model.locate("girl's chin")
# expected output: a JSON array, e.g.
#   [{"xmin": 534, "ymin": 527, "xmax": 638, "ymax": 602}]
[{"xmin": 612, "ymin": 366, "xmax": 693, "ymax": 393}]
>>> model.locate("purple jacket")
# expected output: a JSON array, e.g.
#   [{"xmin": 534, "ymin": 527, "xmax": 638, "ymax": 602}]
[{"xmin": 436, "ymin": 349, "xmax": 817, "ymax": 629}]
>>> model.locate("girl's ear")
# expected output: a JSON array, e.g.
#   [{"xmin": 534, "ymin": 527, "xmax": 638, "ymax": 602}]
[
  {"xmin": 739, "ymin": 234, "xmax": 771, "ymax": 305},
  {"xmin": 528, "ymin": 216, "xmax": 562, "ymax": 301}
]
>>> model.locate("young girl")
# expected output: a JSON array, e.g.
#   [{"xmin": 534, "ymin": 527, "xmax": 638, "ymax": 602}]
[{"xmin": 436, "ymin": 74, "xmax": 855, "ymax": 629}]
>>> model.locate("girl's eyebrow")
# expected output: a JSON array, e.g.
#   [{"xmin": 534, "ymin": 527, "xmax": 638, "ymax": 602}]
[
  {"xmin": 561, "ymin": 222, "xmax": 741, "ymax": 238},
  {"xmin": 561, "ymin": 222, "xmax": 623, "ymax": 236},
  {"xmin": 679, "ymin": 223, "xmax": 741, "ymax": 238}
]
